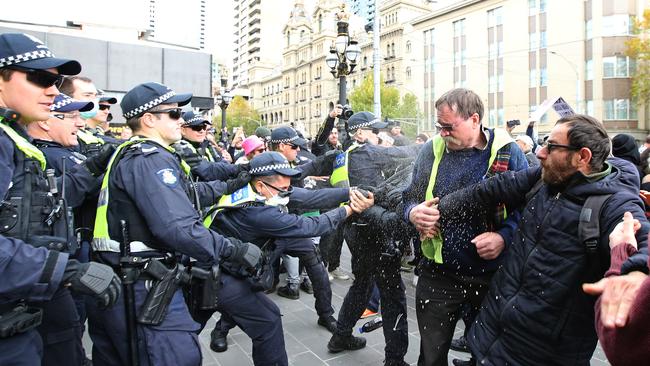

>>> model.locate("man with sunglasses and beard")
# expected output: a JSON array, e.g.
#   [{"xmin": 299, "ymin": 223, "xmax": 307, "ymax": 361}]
[
  {"xmin": 431, "ymin": 114, "xmax": 650, "ymax": 365},
  {"xmin": 0, "ymin": 32, "xmax": 121, "ymax": 365},
  {"xmin": 88, "ymin": 81, "xmax": 264, "ymax": 366},
  {"xmin": 403, "ymin": 88, "xmax": 527, "ymax": 366}
]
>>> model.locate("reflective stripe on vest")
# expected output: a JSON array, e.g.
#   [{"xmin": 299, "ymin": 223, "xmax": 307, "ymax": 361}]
[
  {"xmin": 77, "ymin": 129, "xmax": 105, "ymax": 145},
  {"xmin": 421, "ymin": 128, "xmax": 513, "ymax": 263},
  {"xmin": 0, "ymin": 120, "xmax": 47, "ymax": 170},
  {"xmin": 329, "ymin": 143, "xmax": 360, "ymax": 188},
  {"xmin": 202, "ymin": 184, "xmax": 263, "ymax": 228},
  {"xmin": 93, "ymin": 138, "xmax": 190, "ymax": 250}
]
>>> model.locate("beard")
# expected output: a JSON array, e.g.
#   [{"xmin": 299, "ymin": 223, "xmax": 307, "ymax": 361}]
[
  {"xmin": 442, "ymin": 135, "xmax": 463, "ymax": 146},
  {"xmin": 541, "ymin": 158, "xmax": 576, "ymax": 186}
]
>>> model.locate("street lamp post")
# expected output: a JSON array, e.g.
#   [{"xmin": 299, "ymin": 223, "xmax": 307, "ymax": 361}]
[
  {"xmin": 325, "ymin": 5, "xmax": 361, "ymax": 125},
  {"xmin": 216, "ymin": 90, "xmax": 233, "ymax": 144},
  {"xmin": 550, "ymin": 51, "xmax": 580, "ymax": 113}
]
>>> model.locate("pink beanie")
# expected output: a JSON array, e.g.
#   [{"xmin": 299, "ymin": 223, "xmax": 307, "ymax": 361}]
[{"xmin": 242, "ymin": 135, "xmax": 264, "ymax": 155}]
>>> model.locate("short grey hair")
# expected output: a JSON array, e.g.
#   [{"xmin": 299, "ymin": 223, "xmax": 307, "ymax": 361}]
[
  {"xmin": 435, "ymin": 88, "xmax": 484, "ymax": 123},
  {"xmin": 515, "ymin": 134, "xmax": 534, "ymax": 152}
]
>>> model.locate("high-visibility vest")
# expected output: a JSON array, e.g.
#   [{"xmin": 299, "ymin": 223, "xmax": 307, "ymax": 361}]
[
  {"xmin": 93, "ymin": 137, "xmax": 190, "ymax": 249},
  {"xmin": 77, "ymin": 129, "xmax": 105, "ymax": 145},
  {"xmin": 0, "ymin": 120, "xmax": 46, "ymax": 170},
  {"xmin": 329, "ymin": 143, "xmax": 361, "ymax": 188},
  {"xmin": 202, "ymin": 184, "xmax": 264, "ymax": 228},
  {"xmin": 421, "ymin": 128, "xmax": 512, "ymax": 263}
]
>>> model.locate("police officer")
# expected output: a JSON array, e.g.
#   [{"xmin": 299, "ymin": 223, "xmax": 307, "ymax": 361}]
[
  {"xmin": 205, "ymin": 151, "xmax": 374, "ymax": 353},
  {"xmin": 326, "ymin": 111, "xmax": 419, "ymax": 366},
  {"xmin": 0, "ymin": 32, "xmax": 121, "ymax": 365},
  {"xmin": 174, "ymin": 110, "xmax": 222, "ymax": 162},
  {"xmin": 94, "ymin": 92, "xmax": 118, "ymax": 138},
  {"xmin": 87, "ymin": 81, "xmax": 262, "ymax": 366}
]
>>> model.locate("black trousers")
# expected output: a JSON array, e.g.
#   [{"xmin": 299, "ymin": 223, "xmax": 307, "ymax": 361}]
[
  {"xmin": 319, "ymin": 222, "xmax": 345, "ymax": 271},
  {"xmin": 336, "ymin": 222, "xmax": 408, "ymax": 362},
  {"xmin": 415, "ymin": 265, "xmax": 492, "ymax": 366}
]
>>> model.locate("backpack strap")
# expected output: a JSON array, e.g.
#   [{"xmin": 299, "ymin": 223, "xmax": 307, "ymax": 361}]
[
  {"xmin": 525, "ymin": 178, "xmax": 545, "ymax": 204},
  {"xmin": 578, "ymin": 194, "xmax": 613, "ymax": 282}
]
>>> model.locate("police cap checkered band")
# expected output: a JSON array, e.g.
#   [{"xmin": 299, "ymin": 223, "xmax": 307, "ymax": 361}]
[
  {"xmin": 350, "ymin": 118, "xmax": 382, "ymax": 131},
  {"xmin": 250, "ymin": 163, "xmax": 292, "ymax": 175},
  {"xmin": 51, "ymin": 94, "xmax": 74, "ymax": 110},
  {"xmin": 0, "ymin": 49, "xmax": 53, "ymax": 68},
  {"xmin": 270, "ymin": 135, "xmax": 299, "ymax": 144},
  {"xmin": 187, "ymin": 115, "xmax": 206, "ymax": 124},
  {"xmin": 50, "ymin": 93, "xmax": 93, "ymax": 112},
  {"xmin": 123, "ymin": 90, "xmax": 176, "ymax": 119}
]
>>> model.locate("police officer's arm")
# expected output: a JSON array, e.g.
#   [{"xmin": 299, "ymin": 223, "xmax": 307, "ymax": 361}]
[
  {"xmin": 191, "ymin": 159, "xmax": 241, "ymax": 181},
  {"xmin": 402, "ymin": 140, "xmax": 434, "ymax": 221},
  {"xmin": 58, "ymin": 163, "xmax": 102, "ymax": 208},
  {"xmin": 312, "ymin": 106, "xmax": 341, "ymax": 156},
  {"xmin": 493, "ymin": 143, "xmax": 529, "ymax": 248},
  {"xmin": 232, "ymin": 205, "xmax": 352, "ymax": 239},
  {"xmin": 0, "ymin": 137, "xmax": 69, "ymax": 302},
  {"xmin": 287, "ymin": 187, "xmax": 349, "ymax": 210},
  {"xmin": 117, "ymin": 152, "xmax": 231, "ymax": 263}
]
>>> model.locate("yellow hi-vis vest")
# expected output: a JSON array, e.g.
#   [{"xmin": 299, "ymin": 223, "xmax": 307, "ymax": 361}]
[
  {"xmin": 421, "ymin": 128, "xmax": 512, "ymax": 263},
  {"xmin": 329, "ymin": 143, "xmax": 360, "ymax": 188},
  {"xmin": 202, "ymin": 184, "xmax": 264, "ymax": 228},
  {"xmin": 77, "ymin": 129, "xmax": 105, "ymax": 145},
  {"xmin": 0, "ymin": 120, "xmax": 46, "ymax": 170},
  {"xmin": 93, "ymin": 138, "xmax": 191, "ymax": 250}
]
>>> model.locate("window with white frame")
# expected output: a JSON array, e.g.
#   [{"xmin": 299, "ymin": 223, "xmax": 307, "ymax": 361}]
[
  {"xmin": 529, "ymin": 32, "xmax": 538, "ymax": 51},
  {"xmin": 529, "ymin": 69, "xmax": 537, "ymax": 87},
  {"xmin": 540, "ymin": 68, "xmax": 548, "ymax": 86},
  {"xmin": 603, "ymin": 56, "xmax": 636, "ymax": 78},
  {"xmin": 602, "ymin": 15, "xmax": 633, "ymax": 37},
  {"xmin": 586, "ymin": 59, "xmax": 593, "ymax": 80},
  {"xmin": 603, "ymin": 99, "xmax": 638, "ymax": 120}
]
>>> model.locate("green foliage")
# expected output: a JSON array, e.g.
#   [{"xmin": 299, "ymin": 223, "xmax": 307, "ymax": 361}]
[
  {"xmin": 348, "ymin": 73, "xmax": 421, "ymax": 138},
  {"xmin": 626, "ymin": 9, "xmax": 650, "ymax": 104},
  {"xmin": 212, "ymin": 95, "xmax": 263, "ymax": 136}
]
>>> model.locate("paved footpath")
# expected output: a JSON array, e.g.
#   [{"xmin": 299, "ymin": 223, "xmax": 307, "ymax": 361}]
[{"xmin": 198, "ymin": 245, "xmax": 612, "ymax": 366}]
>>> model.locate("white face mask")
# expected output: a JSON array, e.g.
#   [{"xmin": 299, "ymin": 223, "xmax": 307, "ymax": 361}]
[{"xmin": 262, "ymin": 183, "xmax": 290, "ymax": 207}]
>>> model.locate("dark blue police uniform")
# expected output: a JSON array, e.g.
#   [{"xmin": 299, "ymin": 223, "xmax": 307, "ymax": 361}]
[{"xmin": 88, "ymin": 82, "xmax": 269, "ymax": 366}]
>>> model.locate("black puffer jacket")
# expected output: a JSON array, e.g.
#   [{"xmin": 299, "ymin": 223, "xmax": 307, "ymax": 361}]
[{"xmin": 439, "ymin": 157, "xmax": 649, "ymax": 365}]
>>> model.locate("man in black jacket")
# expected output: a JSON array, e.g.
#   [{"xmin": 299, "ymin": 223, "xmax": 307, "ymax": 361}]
[{"xmin": 435, "ymin": 114, "xmax": 650, "ymax": 365}]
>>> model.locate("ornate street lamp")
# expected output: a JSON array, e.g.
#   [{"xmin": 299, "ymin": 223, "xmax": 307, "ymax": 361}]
[
  {"xmin": 326, "ymin": 6, "xmax": 361, "ymax": 108},
  {"xmin": 216, "ymin": 90, "xmax": 233, "ymax": 143}
]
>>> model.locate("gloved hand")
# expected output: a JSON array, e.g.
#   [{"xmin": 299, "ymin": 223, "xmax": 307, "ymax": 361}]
[
  {"xmin": 63, "ymin": 260, "xmax": 121, "ymax": 309},
  {"xmin": 226, "ymin": 237, "xmax": 262, "ymax": 270},
  {"xmin": 313, "ymin": 149, "xmax": 343, "ymax": 175},
  {"xmin": 225, "ymin": 171, "xmax": 251, "ymax": 194},
  {"xmin": 83, "ymin": 143, "xmax": 116, "ymax": 176},
  {"xmin": 238, "ymin": 163, "xmax": 251, "ymax": 172}
]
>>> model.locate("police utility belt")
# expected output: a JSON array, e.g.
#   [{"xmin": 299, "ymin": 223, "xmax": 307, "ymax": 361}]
[
  {"xmin": 0, "ymin": 303, "xmax": 42, "ymax": 339},
  {"xmin": 94, "ymin": 239, "xmax": 221, "ymax": 325}
]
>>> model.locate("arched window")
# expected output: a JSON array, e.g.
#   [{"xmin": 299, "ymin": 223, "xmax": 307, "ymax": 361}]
[
  {"xmin": 280, "ymin": 111, "xmax": 283, "ymax": 121},
  {"xmin": 406, "ymin": 66, "xmax": 411, "ymax": 79},
  {"xmin": 318, "ymin": 14, "xmax": 323, "ymax": 32},
  {"xmin": 406, "ymin": 41, "xmax": 411, "ymax": 53},
  {"xmin": 386, "ymin": 44, "xmax": 390, "ymax": 56},
  {"xmin": 391, "ymin": 42, "xmax": 395, "ymax": 57},
  {"xmin": 391, "ymin": 66, "xmax": 395, "ymax": 80},
  {"xmin": 300, "ymin": 30, "xmax": 305, "ymax": 40},
  {"xmin": 286, "ymin": 31, "xmax": 290, "ymax": 46}
]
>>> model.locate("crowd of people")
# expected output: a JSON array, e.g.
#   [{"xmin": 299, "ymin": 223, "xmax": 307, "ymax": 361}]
[{"xmin": 1, "ymin": 31, "xmax": 649, "ymax": 366}]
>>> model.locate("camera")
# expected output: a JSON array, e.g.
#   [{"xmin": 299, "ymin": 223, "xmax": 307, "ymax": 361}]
[{"xmin": 340, "ymin": 105, "xmax": 354, "ymax": 120}]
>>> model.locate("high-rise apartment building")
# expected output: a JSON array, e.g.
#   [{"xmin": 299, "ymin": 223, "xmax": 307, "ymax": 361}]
[
  {"xmin": 413, "ymin": 0, "xmax": 650, "ymax": 138},
  {"xmin": 231, "ymin": 0, "xmax": 291, "ymax": 91}
]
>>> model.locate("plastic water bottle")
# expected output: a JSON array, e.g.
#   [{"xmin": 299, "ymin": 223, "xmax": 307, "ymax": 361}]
[{"xmin": 359, "ymin": 317, "xmax": 383, "ymax": 333}]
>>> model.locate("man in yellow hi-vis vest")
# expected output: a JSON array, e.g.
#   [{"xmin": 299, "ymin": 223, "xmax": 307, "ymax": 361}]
[{"xmin": 403, "ymin": 88, "xmax": 529, "ymax": 366}]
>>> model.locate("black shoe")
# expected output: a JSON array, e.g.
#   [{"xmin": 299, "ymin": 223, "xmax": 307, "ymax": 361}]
[
  {"xmin": 300, "ymin": 278, "xmax": 314, "ymax": 294},
  {"xmin": 209, "ymin": 330, "xmax": 228, "ymax": 353},
  {"xmin": 450, "ymin": 335, "xmax": 469, "ymax": 353},
  {"xmin": 317, "ymin": 315, "xmax": 337, "ymax": 333},
  {"xmin": 452, "ymin": 358, "xmax": 475, "ymax": 366},
  {"xmin": 384, "ymin": 359, "xmax": 409, "ymax": 366},
  {"xmin": 327, "ymin": 333, "xmax": 366, "ymax": 353},
  {"xmin": 264, "ymin": 278, "xmax": 279, "ymax": 294},
  {"xmin": 277, "ymin": 283, "xmax": 300, "ymax": 300}
]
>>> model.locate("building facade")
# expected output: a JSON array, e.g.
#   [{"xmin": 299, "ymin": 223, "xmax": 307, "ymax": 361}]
[
  {"xmin": 412, "ymin": 0, "xmax": 650, "ymax": 138},
  {"xmin": 231, "ymin": 0, "xmax": 292, "ymax": 93},
  {"xmin": 249, "ymin": 0, "xmax": 432, "ymax": 137}
]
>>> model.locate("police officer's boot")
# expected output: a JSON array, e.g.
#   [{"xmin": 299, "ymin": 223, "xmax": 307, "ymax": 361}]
[
  {"xmin": 452, "ymin": 358, "xmax": 476, "ymax": 366},
  {"xmin": 300, "ymin": 277, "xmax": 314, "ymax": 294},
  {"xmin": 277, "ymin": 283, "xmax": 300, "ymax": 300},
  {"xmin": 209, "ymin": 328, "xmax": 228, "ymax": 353},
  {"xmin": 327, "ymin": 333, "xmax": 366, "ymax": 353},
  {"xmin": 450, "ymin": 335, "xmax": 469, "ymax": 352},
  {"xmin": 384, "ymin": 359, "xmax": 409, "ymax": 366}
]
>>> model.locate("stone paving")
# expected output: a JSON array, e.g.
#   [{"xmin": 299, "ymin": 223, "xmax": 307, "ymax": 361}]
[{"xmin": 198, "ymin": 245, "xmax": 612, "ymax": 366}]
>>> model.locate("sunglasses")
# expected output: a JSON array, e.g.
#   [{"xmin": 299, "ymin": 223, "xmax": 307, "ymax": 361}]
[
  {"xmin": 8, "ymin": 67, "xmax": 64, "ymax": 89},
  {"xmin": 51, "ymin": 113, "xmax": 81, "ymax": 120},
  {"xmin": 184, "ymin": 124, "xmax": 208, "ymax": 132},
  {"xmin": 98, "ymin": 105, "xmax": 111, "ymax": 111},
  {"xmin": 543, "ymin": 141, "xmax": 581, "ymax": 153},
  {"xmin": 148, "ymin": 108, "xmax": 183, "ymax": 120},
  {"xmin": 284, "ymin": 143, "xmax": 299, "ymax": 150},
  {"xmin": 262, "ymin": 181, "xmax": 293, "ymax": 197}
]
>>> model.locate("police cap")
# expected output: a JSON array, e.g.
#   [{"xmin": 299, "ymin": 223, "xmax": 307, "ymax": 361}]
[
  {"xmin": 182, "ymin": 111, "xmax": 210, "ymax": 127},
  {"xmin": 270, "ymin": 126, "xmax": 306, "ymax": 146},
  {"xmin": 0, "ymin": 33, "xmax": 81, "ymax": 75},
  {"xmin": 121, "ymin": 82, "xmax": 192, "ymax": 119},
  {"xmin": 51, "ymin": 93, "xmax": 94, "ymax": 112},
  {"xmin": 347, "ymin": 111, "xmax": 388, "ymax": 131},
  {"xmin": 249, "ymin": 151, "xmax": 301, "ymax": 178}
]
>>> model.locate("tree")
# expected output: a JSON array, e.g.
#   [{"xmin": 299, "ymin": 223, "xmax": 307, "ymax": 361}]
[
  {"xmin": 348, "ymin": 73, "xmax": 421, "ymax": 138},
  {"xmin": 212, "ymin": 95, "xmax": 262, "ymax": 137},
  {"xmin": 626, "ymin": 9, "xmax": 650, "ymax": 104}
]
